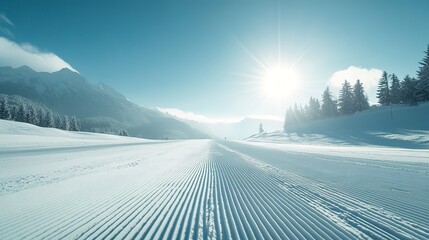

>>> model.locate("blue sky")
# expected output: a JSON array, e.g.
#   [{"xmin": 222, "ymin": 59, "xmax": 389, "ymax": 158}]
[{"xmin": 1, "ymin": 0, "xmax": 428, "ymax": 121}]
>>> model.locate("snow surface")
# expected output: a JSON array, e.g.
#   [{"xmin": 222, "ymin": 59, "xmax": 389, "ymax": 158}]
[{"xmin": 1, "ymin": 120, "xmax": 429, "ymax": 239}]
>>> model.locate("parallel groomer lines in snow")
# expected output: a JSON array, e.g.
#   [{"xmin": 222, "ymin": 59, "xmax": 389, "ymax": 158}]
[
  {"xmin": 2, "ymin": 178, "xmax": 133, "ymax": 239},
  {"xmin": 307, "ymin": 154, "xmax": 429, "ymax": 227},
  {"xmin": 214, "ymin": 144, "xmax": 357, "ymax": 240},
  {"xmin": 1, "ymin": 139, "xmax": 428, "ymax": 239},
  {"xmin": 218, "ymin": 143, "xmax": 429, "ymax": 240},
  {"xmin": 331, "ymin": 181, "xmax": 429, "ymax": 227},
  {"xmin": 122, "ymin": 153, "xmax": 207, "ymax": 239},
  {"xmin": 61, "ymin": 155, "xmax": 194, "ymax": 239}
]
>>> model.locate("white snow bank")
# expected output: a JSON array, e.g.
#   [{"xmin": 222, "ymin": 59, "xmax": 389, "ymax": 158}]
[{"xmin": 0, "ymin": 119, "xmax": 152, "ymax": 150}]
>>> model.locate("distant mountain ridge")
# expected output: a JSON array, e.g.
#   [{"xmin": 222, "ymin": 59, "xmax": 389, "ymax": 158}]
[
  {"xmin": 164, "ymin": 114, "xmax": 284, "ymax": 140},
  {"xmin": 0, "ymin": 66, "xmax": 208, "ymax": 139}
]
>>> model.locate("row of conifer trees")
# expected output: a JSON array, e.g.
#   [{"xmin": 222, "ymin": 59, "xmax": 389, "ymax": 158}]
[
  {"xmin": 284, "ymin": 79, "xmax": 369, "ymax": 128},
  {"xmin": 0, "ymin": 95, "xmax": 80, "ymax": 131},
  {"xmin": 284, "ymin": 45, "xmax": 429, "ymax": 130}
]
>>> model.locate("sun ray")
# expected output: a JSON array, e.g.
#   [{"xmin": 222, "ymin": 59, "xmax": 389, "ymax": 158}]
[
  {"xmin": 234, "ymin": 72, "xmax": 265, "ymax": 80},
  {"xmin": 233, "ymin": 5, "xmax": 308, "ymax": 105},
  {"xmin": 234, "ymin": 37, "xmax": 269, "ymax": 71},
  {"xmin": 291, "ymin": 45, "xmax": 312, "ymax": 68}
]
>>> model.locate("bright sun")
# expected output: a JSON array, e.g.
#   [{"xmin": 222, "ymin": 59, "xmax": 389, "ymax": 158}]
[{"xmin": 261, "ymin": 65, "xmax": 299, "ymax": 101}]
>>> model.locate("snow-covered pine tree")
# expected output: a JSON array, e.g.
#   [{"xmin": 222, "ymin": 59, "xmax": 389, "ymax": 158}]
[
  {"xmin": 321, "ymin": 87, "xmax": 338, "ymax": 118},
  {"xmin": 44, "ymin": 110, "xmax": 55, "ymax": 128},
  {"xmin": 377, "ymin": 71, "xmax": 390, "ymax": 105},
  {"xmin": 300, "ymin": 104, "xmax": 308, "ymax": 122},
  {"xmin": 338, "ymin": 80, "xmax": 354, "ymax": 115},
  {"xmin": 307, "ymin": 97, "xmax": 321, "ymax": 121},
  {"xmin": 293, "ymin": 103, "xmax": 302, "ymax": 122},
  {"xmin": 415, "ymin": 45, "xmax": 429, "ymax": 102},
  {"xmin": 62, "ymin": 116, "xmax": 70, "ymax": 131},
  {"xmin": 0, "ymin": 97, "xmax": 11, "ymax": 120},
  {"xmin": 10, "ymin": 105, "xmax": 18, "ymax": 121},
  {"xmin": 284, "ymin": 106, "xmax": 297, "ymax": 130},
  {"xmin": 353, "ymin": 79, "xmax": 369, "ymax": 112},
  {"xmin": 401, "ymin": 75, "xmax": 417, "ymax": 105},
  {"xmin": 69, "ymin": 116, "xmax": 80, "ymax": 131},
  {"xmin": 25, "ymin": 107, "xmax": 37, "ymax": 125},
  {"xmin": 55, "ymin": 115, "xmax": 63, "ymax": 129},
  {"xmin": 36, "ymin": 108, "xmax": 45, "ymax": 127},
  {"xmin": 16, "ymin": 104, "xmax": 26, "ymax": 122},
  {"xmin": 119, "ymin": 129, "xmax": 129, "ymax": 136},
  {"xmin": 390, "ymin": 74, "xmax": 401, "ymax": 104}
]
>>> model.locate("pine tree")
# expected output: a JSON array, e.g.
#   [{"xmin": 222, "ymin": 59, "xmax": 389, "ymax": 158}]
[
  {"xmin": 119, "ymin": 129, "xmax": 129, "ymax": 136},
  {"xmin": 401, "ymin": 75, "xmax": 417, "ymax": 105},
  {"xmin": 353, "ymin": 79, "xmax": 369, "ymax": 112},
  {"xmin": 390, "ymin": 74, "xmax": 401, "ymax": 104},
  {"xmin": 0, "ymin": 97, "xmax": 11, "ymax": 120},
  {"xmin": 321, "ymin": 87, "xmax": 338, "ymax": 118},
  {"xmin": 307, "ymin": 97, "xmax": 321, "ymax": 120},
  {"xmin": 44, "ymin": 110, "xmax": 55, "ymax": 128},
  {"xmin": 10, "ymin": 106, "xmax": 18, "ymax": 121},
  {"xmin": 16, "ymin": 104, "xmax": 26, "ymax": 122},
  {"xmin": 36, "ymin": 108, "xmax": 45, "ymax": 127},
  {"xmin": 415, "ymin": 45, "xmax": 429, "ymax": 102},
  {"xmin": 62, "ymin": 116, "xmax": 70, "ymax": 131},
  {"xmin": 69, "ymin": 116, "xmax": 80, "ymax": 131},
  {"xmin": 55, "ymin": 115, "xmax": 63, "ymax": 129},
  {"xmin": 25, "ymin": 107, "xmax": 37, "ymax": 125},
  {"xmin": 300, "ymin": 104, "xmax": 308, "ymax": 122},
  {"xmin": 293, "ymin": 103, "xmax": 302, "ymax": 122},
  {"xmin": 338, "ymin": 80, "xmax": 354, "ymax": 115},
  {"xmin": 377, "ymin": 71, "xmax": 390, "ymax": 105},
  {"xmin": 284, "ymin": 106, "xmax": 297, "ymax": 130}
]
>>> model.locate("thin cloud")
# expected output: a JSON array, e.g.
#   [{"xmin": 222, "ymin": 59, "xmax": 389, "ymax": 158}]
[
  {"xmin": 158, "ymin": 107, "xmax": 212, "ymax": 122},
  {"xmin": 157, "ymin": 107, "xmax": 240, "ymax": 123},
  {"xmin": 0, "ymin": 37, "xmax": 78, "ymax": 73},
  {"xmin": 0, "ymin": 13, "xmax": 14, "ymax": 26},
  {"xmin": 0, "ymin": 27, "xmax": 13, "ymax": 37},
  {"xmin": 328, "ymin": 66, "xmax": 382, "ymax": 103},
  {"xmin": 0, "ymin": 13, "xmax": 14, "ymax": 37}
]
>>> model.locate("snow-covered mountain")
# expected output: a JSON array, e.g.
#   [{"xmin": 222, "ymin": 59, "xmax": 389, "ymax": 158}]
[{"xmin": 0, "ymin": 66, "xmax": 208, "ymax": 139}]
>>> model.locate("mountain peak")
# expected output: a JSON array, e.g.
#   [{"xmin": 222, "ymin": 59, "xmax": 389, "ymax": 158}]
[
  {"xmin": 57, "ymin": 67, "xmax": 75, "ymax": 73},
  {"xmin": 51, "ymin": 67, "xmax": 83, "ymax": 81},
  {"xmin": 55, "ymin": 67, "xmax": 80, "ymax": 75},
  {"xmin": 16, "ymin": 65, "xmax": 36, "ymax": 73}
]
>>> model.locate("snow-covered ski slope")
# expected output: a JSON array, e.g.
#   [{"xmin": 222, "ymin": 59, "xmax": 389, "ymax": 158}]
[
  {"xmin": 1, "ymin": 120, "xmax": 429, "ymax": 239},
  {"xmin": 248, "ymin": 103, "xmax": 429, "ymax": 149}
]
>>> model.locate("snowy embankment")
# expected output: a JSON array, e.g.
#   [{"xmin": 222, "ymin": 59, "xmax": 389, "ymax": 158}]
[
  {"xmin": 0, "ymin": 119, "xmax": 152, "ymax": 150},
  {"xmin": 248, "ymin": 103, "xmax": 429, "ymax": 149},
  {"xmin": 1, "ymin": 120, "xmax": 429, "ymax": 239}
]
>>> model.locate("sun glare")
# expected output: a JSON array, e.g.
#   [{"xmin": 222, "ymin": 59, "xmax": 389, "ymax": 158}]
[{"xmin": 261, "ymin": 65, "xmax": 299, "ymax": 101}]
